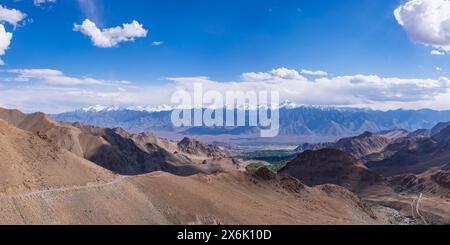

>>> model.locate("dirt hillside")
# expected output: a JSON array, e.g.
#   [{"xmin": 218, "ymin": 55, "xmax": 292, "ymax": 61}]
[
  {"xmin": 0, "ymin": 119, "xmax": 115, "ymax": 196},
  {"xmin": 0, "ymin": 108, "xmax": 240, "ymax": 176},
  {"xmin": 0, "ymin": 169, "xmax": 383, "ymax": 225}
]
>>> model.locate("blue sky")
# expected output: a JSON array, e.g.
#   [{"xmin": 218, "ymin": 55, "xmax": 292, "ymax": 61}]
[
  {"xmin": 2, "ymin": 0, "xmax": 443, "ymax": 80},
  {"xmin": 1, "ymin": 0, "xmax": 450, "ymax": 112}
]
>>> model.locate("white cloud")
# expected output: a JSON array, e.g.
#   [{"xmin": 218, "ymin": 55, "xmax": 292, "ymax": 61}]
[
  {"xmin": 0, "ymin": 5, "xmax": 27, "ymax": 27},
  {"xmin": 241, "ymin": 72, "xmax": 272, "ymax": 82},
  {"xmin": 2, "ymin": 68, "xmax": 131, "ymax": 85},
  {"xmin": 74, "ymin": 19, "xmax": 148, "ymax": 48},
  {"xmin": 0, "ymin": 5, "xmax": 27, "ymax": 65},
  {"xmin": 394, "ymin": 0, "xmax": 450, "ymax": 53},
  {"xmin": 242, "ymin": 67, "xmax": 304, "ymax": 82},
  {"xmin": 0, "ymin": 84, "xmax": 174, "ymax": 114},
  {"xmin": 0, "ymin": 24, "xmax": 13, "ymax": 65},
  {"xmin": 2, "ymin": 67, "xmax": 450, "ymax": 113},
  {"xmin": 33, "ymin": 0, "xmax": 56, "ymax": 6},
  {"xmin": 431, "ymin": 50, "xmax": 445, "ymax": 56},
  {"xmin": 270, "ymin": 67, "xmax": 303, "ymax": 80},
  {"xmin": 300, "ymin": 69, "xmax": 328, "ymax": 76},
  {"xmin": 151, "ymin": 41, "xmax": 164, "ymax": 46},
  {"xmin": 171, "ymin": 68, "xmax": 450, "ymax": 109}
]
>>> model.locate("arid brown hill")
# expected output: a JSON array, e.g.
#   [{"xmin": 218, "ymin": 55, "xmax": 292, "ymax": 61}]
[
  {"xmin": 0, "ymin": 119, "xmax": 115, "ymax": 196},
  {"xmin": 0, "ymin": 115, "xmax": 383, "ymax": 224},
  {"xmin": 389, "ymin": 168, "xmax": 450, "ymax": 198},
  {"xmin": 296, "ymin": 130, "xmax": 408, "ymax": 160},
  {"xmin": 431, "ymin": 122, "xmax": 450, "ymax": 136},
  {"xmin": 0, "ymin": 165, "xmax": 383, "ymax": 224},
  {"xmin": 280, "ymin": 149, "xmax": 385, "ymax": 193},
  {"xmin": 178, "ymin": 137, "xmax": 229, "ymax": 158},
  {"xmin": 0, "ymin": 108, "xmax": 237, "ymax": 176},
  {"xmin": 367, "ymin": 124, "xmax": 450, "ymax": 176},
  {"xmin": 280, "ymin": 148, "xmax": 450, "ymax": 224}
]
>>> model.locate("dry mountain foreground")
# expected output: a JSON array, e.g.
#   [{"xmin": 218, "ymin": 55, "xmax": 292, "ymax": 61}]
[
  {"xmin": 0, "ymin": 108, "xmax": 385, "ymax": 224},
  {"xmin": 287, "ymin": 129, "xmax": 450, "ymax": 224},
  {"xmin": 0, "ymin": 108, "xmax": 241, "ymax": 176}
]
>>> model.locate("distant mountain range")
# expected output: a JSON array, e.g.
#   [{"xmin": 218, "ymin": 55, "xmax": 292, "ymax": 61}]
[{"xmin": 51, "ymin": 105, "xmax": 450, "ymax": 143}]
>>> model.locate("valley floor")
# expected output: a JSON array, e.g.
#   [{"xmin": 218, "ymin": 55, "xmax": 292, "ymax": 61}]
[{"xmin": 364, "ymin": 192, "xmax": 450, "ymax": 225}]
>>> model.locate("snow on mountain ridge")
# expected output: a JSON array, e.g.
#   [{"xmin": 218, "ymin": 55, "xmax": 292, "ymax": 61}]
[
  {"xmin": 80, "ymin": 105, "xmax": 174, "ymax": 113},
  {"xmin": 78, "ymin": 101, "xmax": 369, "ymax": 113}
]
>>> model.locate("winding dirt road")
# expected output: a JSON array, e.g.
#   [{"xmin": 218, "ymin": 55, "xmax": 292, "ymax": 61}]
[{"xmin": 411, "ymin": 193, "xmax": 428, "ymax": 225}]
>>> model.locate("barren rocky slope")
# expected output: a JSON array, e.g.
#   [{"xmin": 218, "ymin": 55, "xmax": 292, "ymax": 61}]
[
  {"xmin": 0, "ymin": 119, "xmax": 115, "ymax": 196},
  {"xmin": 0, "ymin": 108, "xmax": 238, "ymax": 176},
  {"xmin": 367, "ymin": 125, "xmax": 450, "ymax": 176},
  {"xmin": 280, "ymin": 149, "xmax": 385, "ymax": 194},
  {"xmin": 0, "ymin": 109, "xmax": 384, "ymax": 225},
  {"xmin": 296, "ymin": 130, "xmax": 408, "ymax": 160},
  {"xmin": 0, "ymin": 169, "xmax": 383, "ymax": 225},
  {"xmin": 177, "ymin": 137, "xmax": 229, "ymax": 159},
  {"xmin": 281, "ymin": 148, "xmax": 450, "ymax": 224},
  {"xmin": 388, "ymin": 168, "xmax": 450, "ymax": 198}
]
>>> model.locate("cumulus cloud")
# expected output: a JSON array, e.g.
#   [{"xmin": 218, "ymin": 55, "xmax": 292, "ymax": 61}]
[
  {"xmin": 1, "ymin": 68, "xmax": 131, "ymax": 85},
  {"xmin": 313, "ymin": 75, "xmax": 449, "ymax": 103},
  {"xmin": 0, "ymin": 5, "xmax": 27, "ymax": 27},
  {"xmin": 242, "ymin": 67, "xmax": 304, "ymax": 82},
  {"xmin": 74, "ymin": 19, "xmax": 148, "ymax": 48},
  {"xmin": 171, "ymin": 68, "xmax": 450, "ymax": 109},
  {"xmin": 0, "ymin": 5, "xmax": 27, "ymax": 65},
  {"xmin": 394, "ymin": 0, "xmax": 450, "ymax": 53},
  {"xmin": 0, "ymin": 24, "xmax": 13, "ymax": 65},
  {"xmin": 2, "ymin": 67, "xmax": 450, "ymax": 113},
  {"xmin": 300, "ymin": 69, "xmax": 328, "ymax": 76},
  {"xmin": 0, "ymin": 84, "xmax": 174, "ymax": 114}
]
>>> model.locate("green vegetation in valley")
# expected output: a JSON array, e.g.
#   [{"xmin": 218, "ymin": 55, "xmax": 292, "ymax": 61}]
[
  {"xmin": 240, "ymin": 150, "xmax": 297, "ymax": 165},
  {"xmin": 241, "ymin": 150, "xmax": 296, "ymax": 173}
]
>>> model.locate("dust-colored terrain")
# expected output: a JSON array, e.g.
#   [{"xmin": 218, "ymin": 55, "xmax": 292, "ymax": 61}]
[
  {"xmin": 280, "ymin": 149, "xmax": 385, "ymax": 194},
  {"xmin": 367, "ymin": 124, "xmax": 450, "ymax": 176},
  {"xmin": 366, "ymin": 168, "xmax": 450, "ymax": 224},
  {"xmin": 281, "ymin": 148, "xmax": 450, "ymax": 224},
  {"xmin": 0, "ymin": 110, "xmax": 385, "ymax": 225},
  {"xmin": 296, "ymin": 130, "xmax": 408, "ymax": 160},
  {"xmin": 0, "ymin": 169, "xmax": 383, "ymax": 225},
  {"xmin": 0, "ymin": 119, "xmax": 115, "ymax": 196},
  {"xmin": 0, "ymin": 108, "xmax": 240, "ymax": 176},
  {"xmin": 2, "ymin": 106, "xmax": 448, "ymax": 225}
]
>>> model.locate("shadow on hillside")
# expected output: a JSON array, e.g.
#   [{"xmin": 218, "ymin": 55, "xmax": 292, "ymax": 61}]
[{"xmin": 86, "ymin": 129, "xmax": 202, "ymax": 176}]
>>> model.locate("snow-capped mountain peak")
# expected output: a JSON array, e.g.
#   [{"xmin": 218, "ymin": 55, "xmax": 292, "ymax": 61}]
[
  {"xmin": 81, "ymin": 105, "xmax": 117, "ymax": 112},
  {"xmin": 80, "ymin": 105, "xmax": 174, "ymax": 113}
]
